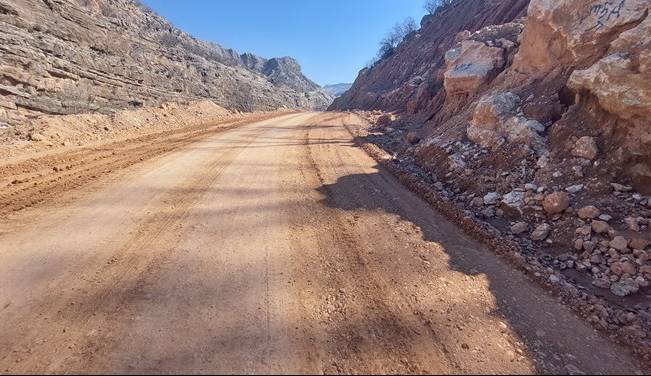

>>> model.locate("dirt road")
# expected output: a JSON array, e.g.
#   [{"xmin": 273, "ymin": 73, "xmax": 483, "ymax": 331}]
[{"xmin": 0, "ymin": 112, "xmax": 643, "ymax": 374}]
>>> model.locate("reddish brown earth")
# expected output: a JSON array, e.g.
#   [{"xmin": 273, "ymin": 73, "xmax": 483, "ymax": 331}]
[
  {"xmin": 329, "ymin": 0, "xmax": 651, "ymax": 360},
  {"xmin": 0, "ymin": 112, "xmax": 645, "ymax": 374}
]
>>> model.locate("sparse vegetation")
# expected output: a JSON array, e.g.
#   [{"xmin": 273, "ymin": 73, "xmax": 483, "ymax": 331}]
[{"xmin": 377, "ymin": 17, "xmax": 418, "ymax": 60}]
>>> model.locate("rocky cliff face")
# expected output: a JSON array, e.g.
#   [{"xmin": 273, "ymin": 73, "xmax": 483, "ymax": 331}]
[{"xmin": 0, "ymin": 0, "xmax": 332, "ymax": 127}]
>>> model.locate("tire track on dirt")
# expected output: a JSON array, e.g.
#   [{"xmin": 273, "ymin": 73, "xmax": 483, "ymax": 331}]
[
  {"xmin": 0, "ymin": 117, "xmax": 289, "ymax": 373},
  {"xmin": 297, "ymin": 118, "xmax": 456, "ymax": 374},
  {"xmin": 0, "ymin": 113, "xmax": 285, "ymax": 218}
]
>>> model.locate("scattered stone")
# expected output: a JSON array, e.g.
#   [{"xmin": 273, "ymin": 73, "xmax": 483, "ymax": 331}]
[
  {"xmin": 566, "ymin": 184, "xmax": 584, "ymax": 194},
  {"xmin": 502, "ymin": 191, "xmax": 525, "ymax": 207},
  {"xmin": 481, "ymin": 207, "xmax": 495, "ymax": 218},
  {"xmin": 583, "ymin": 241, "xmax": 596, "ymax": 252},
  {"xmin": 577, "ymin": 206, "xmax": 600, "ymax": 220},
  {"xmin": 525, "ymin": 183, "xmax": 538, "ymax": 191},
  {"xmin": 574, "ymin": 238, "xmax": 584, "ymax": 250},
  {"xmin": 575, "ymin": 225, "xmax": 592, "ymax": 236},
  {"xmin": 598, "ymin": 214, "xmax": 612, "ymax": 222},
  {"xmin": 610, "ymin": 236, "xmax": 629, "ymax": 252},
  {"xmin": 571, "ymin": 136, "xmax": 598, "ymax": 160},
  {"xmin": 543, "ymin": 192, "xmax": 570, "ymax": 215},
  {"xmin": 549, "ymin": 275, "xmax": 560, "ymax": 284},
  {"xmin": 630, "ymin": 238, "xmax": 650, "ymax": 251},
  {"xmin": 611, "ymin": 262, "xmax": 625, "ymax": 276},
  {"xmin": 484, "ymin": 192, "xmax": 501, "ymax": 205},
  {"xmin": 531, "ymin": 223, "xmax": 551, "ymax": 241},
  {"xmin": 590, "ymin": 254, "xmax": 602, "ymax": 264},
  {"xmin": 591, "ymin": 221, "xmax": 611, "ymax": 234},
  {"xmin": 625, "ymin": 217, "xmax": 640, "ymax": 232},
  {"xmin": 611, "ymin": 183, "xmax": 633, "ymax": 192},
  {"xmin": 444, "ymin": 39, "xmax": 506, "ymax": 95},
  {"xmin": 640, "ymin": 265, "xmax": 651, "ymax": 276},
  {"xmin": 470, "ymin": 197, "xmax": 484, "ymax": 207},
  {"xmin": 610, "ymin": 279, "xmax": 639, "ymax": 297},
  {"xmin": 592, "ymin": 277, "xmax": 611, "ymax": 289},
  {"xmin": 511, "ymin": 222, "xmax": 529, "ymax": 235},
  {"xmin": 621, "ymin": 260, "xmax": 637, "ymax": 275},
  {"xmin": 537, "ymin": 155, "xmax": 549, "ymax": 169},
  {"xmin": 406, "ymin": 131, "xmax": 421, "ymax": 145},
  {"xmin": 572, "ymin": 165, "xmax": 584, "ymax": 177},
  {"xmin": 636, "ymin": 276, "xmax": 649, "ymax": 288}
]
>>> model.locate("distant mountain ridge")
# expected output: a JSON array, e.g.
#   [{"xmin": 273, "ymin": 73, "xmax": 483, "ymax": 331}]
[{"xmin": 323, "ymin": 83, "xmax": 352, "ymax": 97}]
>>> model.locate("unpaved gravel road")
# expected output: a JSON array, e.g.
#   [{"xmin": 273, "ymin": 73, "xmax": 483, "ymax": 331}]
[{"xmin": 0, "ymin": 112, "xmax": 644, "ymax": 374}]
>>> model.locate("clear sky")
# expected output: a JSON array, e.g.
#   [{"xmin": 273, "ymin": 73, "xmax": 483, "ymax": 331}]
[{"xmin": 140, "ymin": 0, "xmax": 426, "ymax": 86}]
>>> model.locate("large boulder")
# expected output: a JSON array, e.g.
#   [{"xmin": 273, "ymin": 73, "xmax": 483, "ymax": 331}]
[
  {"xmin": 571, "ymin": 136, "xmax": 599, "ymax": 160},
  {"xmin": 513, "ymin": 0, "xmax": 650, "ymax": 74},
  {"xmin": 444, "ymin": 22, "xmax": 523, "ymax": 95},
  {"xmin": 567, "ymin": 12, "xmax": 651, "ymax": 193},
  {"xmin": 543, "ymin": 192, "xmax": 570, "ymax": 215},
  {"xmin": 467, "ymin": 92, "xmax": 546, "ymax": 152},
  {"xmin": 467, "ymin": 92, "xmax": 521, "ymax": 147},
  {"xmin": 444, "ymin": 40, "xmax": 505, "ymax": 95},
  {"xmin": 568, "ymin": 52, "xmax": 651, "ymax": 123},
  {"xmin": 504, "ymin": 116, "xmax": 545, "ymax": 148},
  {"xmin": 511, "ymin": 0, "xmax": 650, "ymax": 194}
]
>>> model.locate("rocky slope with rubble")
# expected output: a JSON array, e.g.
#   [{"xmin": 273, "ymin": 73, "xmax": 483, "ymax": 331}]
[
  {"xmin": 333, "ymin": 0, "xmax": 651, "ymax": 359},
  {"xmin": 0, "ymin": 0, "xmax": 332, "ymax": 130}
]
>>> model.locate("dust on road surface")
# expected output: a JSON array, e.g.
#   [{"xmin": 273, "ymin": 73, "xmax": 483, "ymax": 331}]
[{"xmin": 0, "ymin": 113, "xmax": 643, "ymax": 374}]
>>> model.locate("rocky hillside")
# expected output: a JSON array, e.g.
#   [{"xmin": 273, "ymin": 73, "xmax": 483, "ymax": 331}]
[
  {"xmin": 333, "ymin": 0, "xmax": 651, "ymax": 354},
  {"xmin": 0, "ymin": 0, "xmax": 332, "ymax": 128},
  {"xmin": 330, "ymin": 0, "xmax": 530, "ymax": 113}
]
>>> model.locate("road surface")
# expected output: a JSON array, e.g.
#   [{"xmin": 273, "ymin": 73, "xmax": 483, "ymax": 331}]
[{"xmin": 0, "ymin": 112, "xmax": 642, "ymax": 374}]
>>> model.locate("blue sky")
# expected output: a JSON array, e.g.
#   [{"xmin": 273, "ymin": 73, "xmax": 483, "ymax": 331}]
[{"xmin": 141, "ymin": 0, "xmax": 426, "ymax": 86}]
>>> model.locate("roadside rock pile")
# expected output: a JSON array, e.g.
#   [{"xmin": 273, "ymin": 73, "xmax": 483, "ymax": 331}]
[{"xmin": 339, "ymin": 0, "xmax": 651, "ymax": 356}]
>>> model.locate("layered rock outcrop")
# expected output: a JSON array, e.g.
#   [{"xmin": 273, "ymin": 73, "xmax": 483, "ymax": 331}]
[{"xmin": 0, "ymin": 0, "xmax": 332, "ymax": 127}]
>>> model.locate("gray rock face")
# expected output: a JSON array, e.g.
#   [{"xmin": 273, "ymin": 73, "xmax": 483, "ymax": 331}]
[
  {"xmin": 322, "ymin": 83, "xmax": 352, "ymax": 98},
  {"xmin": 258, "ymin": 57, "xmax": 323, "ymax": 94},
  {"xmin": 0, "ymin": 0, "xmax": 333, "ymax": 126}
]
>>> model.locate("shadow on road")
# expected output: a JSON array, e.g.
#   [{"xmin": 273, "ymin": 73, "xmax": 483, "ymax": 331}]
[{"xmin": 312, "ymin": 165, "xmax": 633, "ymax": 374}]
